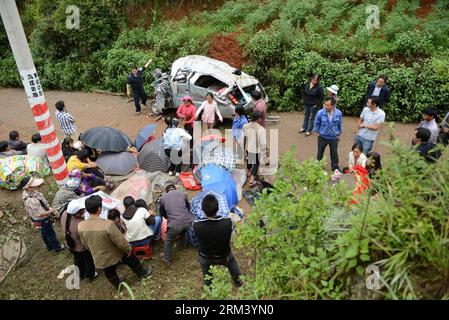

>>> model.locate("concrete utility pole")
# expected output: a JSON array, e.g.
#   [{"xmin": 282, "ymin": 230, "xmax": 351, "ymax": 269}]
[{"xmin": 0, "ymin": 0, "xmax": 68, "ymax": 184}]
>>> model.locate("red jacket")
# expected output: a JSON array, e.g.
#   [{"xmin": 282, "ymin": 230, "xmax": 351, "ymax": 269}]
[{"xmin": 177, "ymin": 103, "xmax": 197, "ymax": 125}]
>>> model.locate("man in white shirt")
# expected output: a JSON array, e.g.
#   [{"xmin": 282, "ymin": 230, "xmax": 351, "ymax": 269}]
[
  {"xmin": 416, "ymin": 108, "xmax": 439, "ymax": 145},
  {"xmin": 27, "ymin": 134, "xmax": 49, "ymax": 165},
  {"xmin": 355, "ymin": 96, "xmax": 386, "ymax": 155}
]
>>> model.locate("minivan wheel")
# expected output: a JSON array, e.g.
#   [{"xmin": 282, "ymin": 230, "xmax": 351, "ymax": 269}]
[{"xmin": 150, "ymin": 99, "xmax": 161, "ymax": 115}]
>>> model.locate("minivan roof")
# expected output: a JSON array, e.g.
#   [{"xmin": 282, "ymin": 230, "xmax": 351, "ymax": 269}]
[{"xmin": 171, "ymin": 55, "xmax": 259, "ymax": 88}]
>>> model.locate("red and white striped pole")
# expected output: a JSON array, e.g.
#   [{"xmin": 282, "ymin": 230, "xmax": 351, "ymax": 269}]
[{"xmin": 1, "ymin": 0, "xmax": 68, "ymax": 184}]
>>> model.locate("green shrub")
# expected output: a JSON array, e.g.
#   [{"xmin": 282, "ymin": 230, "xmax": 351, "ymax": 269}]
[
  {"xmin": 207, "ymin": 142, "xmax": 449, "ymax": 300},
  {"xmin": 0, "ymin": 55, "xmax": 21, "ymax": 87}
]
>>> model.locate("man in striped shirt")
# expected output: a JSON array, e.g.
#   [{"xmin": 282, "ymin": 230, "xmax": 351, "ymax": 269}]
[{"xmin": 55, "ymin": 100, "xmax": 78, "ymax": 138}]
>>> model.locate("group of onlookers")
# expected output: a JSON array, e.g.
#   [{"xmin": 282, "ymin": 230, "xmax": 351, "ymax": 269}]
[{"xmin": 298, "ymin": 73, "xmax": 447, "ymax": 176}]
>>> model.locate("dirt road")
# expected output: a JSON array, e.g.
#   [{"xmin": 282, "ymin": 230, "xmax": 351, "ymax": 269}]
[{"xmin": 0, "ymin": 88, "xmax": 417, "ymax": 168}]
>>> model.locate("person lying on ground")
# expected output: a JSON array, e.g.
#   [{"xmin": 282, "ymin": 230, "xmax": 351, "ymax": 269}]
[
  {"xmin": 159, "ymin": 184, "xmax": 195, "ymax": 264},
  {"xmin": 78, "ymin": 195, "xmax": 152, "ymax": 289},
  {"xmin": 27, "ymin": 133, "xmax": 48, "ymax": 165},
  {"xmin": 121, "ymin": 196, "xmax": 161, "ymax": 247},
  {"xmin": 7, "ymin": 130, "xmax": 28, "ymax": 154},
  {"xmin": 193, "ymin": 194, "xmax": 243, "ymax": 287},
  {"xmin": 0, "ymin": 140, "xmax": 20, "ymax": 158},
  {"xmin": 61, "ymin": 199, "xmax": 97, "ymax": 282},
  {"xmin": 108, "ymin": 208, "xmax": 126, "ymax": 235},
  {"xmin": 21, "ymin": 176, "xmax": 64, "ymax": 253}
]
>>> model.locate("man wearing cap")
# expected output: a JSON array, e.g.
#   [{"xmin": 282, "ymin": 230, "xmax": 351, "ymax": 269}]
[
  {"xmin": 416, "ymin": 107, "xmax": 439, "ymax": 146},
  {"xmin": 355, "ymin": 96, "xmax": 386, "ymax": 155},
  {"xmin": 126, "ymin": 58, "xmax": 154, "ymax": 115},
  {"xmin": 61, "ymin": 199, "xmax": 97, "ymax": 282},
  {"xmin": 177, "ymin": 96, "xmax": 197, "ymax": 168},
  {"xmin": 78, "ymin": 195, "xmax": 152, "ymax": 289},
  {"xmin": 159, "ymin": 184, "xmax": 195, "ymax": 264},
  {"xmin": 21, "ymin": 176, "xmax": 64, "ymax": 252}
]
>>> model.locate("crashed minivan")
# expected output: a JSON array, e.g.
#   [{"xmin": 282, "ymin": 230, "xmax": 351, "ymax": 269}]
[{"xmin": 150, "ymin": 55, "xmax": 269, "ymax": 118}]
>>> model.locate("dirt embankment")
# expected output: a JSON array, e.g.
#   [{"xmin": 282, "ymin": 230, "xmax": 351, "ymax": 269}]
[{"xmin": 208, "ymin": 32, "xmax": 245, "ymax": 69}]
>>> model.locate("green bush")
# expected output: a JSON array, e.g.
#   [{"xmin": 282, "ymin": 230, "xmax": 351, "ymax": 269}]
[{"xmin": 208, "ymin": 142, "xmax": 449, "ymax": 300}]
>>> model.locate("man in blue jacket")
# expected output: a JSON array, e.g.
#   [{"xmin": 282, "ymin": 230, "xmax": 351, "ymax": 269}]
[
  {"xmin": 364, "ymin": 75, "xmax": 391, "ymax": 108},
  {"xmin": 313, "ymin": 97, "xmax": 342, "ymax": 171}
]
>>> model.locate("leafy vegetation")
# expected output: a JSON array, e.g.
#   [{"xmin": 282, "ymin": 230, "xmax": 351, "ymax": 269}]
[
  {"xmin": 205, "ymin": 141, "xmax": 449, "ymax": 300},
  {"xmin": 0, "ymin": 0, "xmax": 448, "ymax": 121}
]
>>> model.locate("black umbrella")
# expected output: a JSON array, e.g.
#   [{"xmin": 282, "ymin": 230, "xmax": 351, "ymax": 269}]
[{"xmin": 80, "ymin": 127, "xmax": 133, "ymax": 152}]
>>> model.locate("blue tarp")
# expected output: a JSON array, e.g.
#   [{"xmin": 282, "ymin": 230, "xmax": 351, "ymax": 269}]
[{"xmin": 200, "ymin": 164, "xmax": 238, "ymax": 209}]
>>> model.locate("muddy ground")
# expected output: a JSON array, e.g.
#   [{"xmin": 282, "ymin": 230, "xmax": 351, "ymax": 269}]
[{"xmin": 0, "ymin": 88, "xmax": 417, "ymax": 299}]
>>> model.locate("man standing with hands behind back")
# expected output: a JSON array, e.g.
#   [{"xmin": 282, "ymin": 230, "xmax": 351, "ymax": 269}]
[{"xmin": 127, "ymin": 58, "xmax": 153, "ymax": 115}]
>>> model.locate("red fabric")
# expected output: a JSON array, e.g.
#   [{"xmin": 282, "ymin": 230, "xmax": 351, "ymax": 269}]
[
  {"xmin": 179, "ymin": 172, "xmax": 202, "ymax": 191},
  {"xmin": 350, "ymin": 165, "xmax": 370, "ymax": 204},
  {"xmin": 177, "ymin": 103, "xmax": 197, "ymax": 125}
]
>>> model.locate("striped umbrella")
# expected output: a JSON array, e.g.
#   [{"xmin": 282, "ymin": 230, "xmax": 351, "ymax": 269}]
[{"xmin": 137, "ymin": 137, "xmax": 171, "ymax": 172}]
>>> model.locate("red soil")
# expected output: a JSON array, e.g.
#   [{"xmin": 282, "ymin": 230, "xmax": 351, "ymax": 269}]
[
  {"xmin": 207, "ymin": 32, "xmax": 245, "ymax": 69},
  {"xmin": 387, "ymin": 0, "xmax": 397, "ymax": 12},
  {"xmin": 415, "ymin": 0, "xmax": 436, "ymax": 19}
]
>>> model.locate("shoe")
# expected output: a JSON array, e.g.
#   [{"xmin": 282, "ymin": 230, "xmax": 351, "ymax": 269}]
[
  {"xmin": 298, "ymin": 129, "xmax": 306, "ymax": 134},
  {"xmin": 168, "ymin": 171, "xmax": 173, "ymax": 176},
  {"xmin": 135, "ymin": 112, "xmax": 141, "ymax": 116},
  {"xmin": 54, "ymin": 244, "xmax": 65, "ymax": 253},
  {"xmin": 305, "ymin": 132, "xmax": 311, "ymax": 137},
  {"xmin": 175, "ymin": 172, "xmax": 180, "ymax": 177},
  {"xmin": 160, "ymin": 253, "xmax": 171, "ymax": 265},
  {"xmin": 137, "ymin": 266, "xmax": 153, "ymax": 280}
]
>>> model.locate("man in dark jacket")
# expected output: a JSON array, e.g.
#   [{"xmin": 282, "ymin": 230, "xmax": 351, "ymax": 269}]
[
  {"xmin": 126, "ymin": 58, "xmax": 153, "ymax": 115},
  {"xmin": 364, "ymin": 75, "xmax": 391, "ymax": 108},
  {"xmin": 193, "ymin": 194, "xmax": 242, "ymax": 287},
  {"xmin": 299, "ymin": 74, "xmax": 324, "ymax": 136},
  {"xmin": 414, "ymin": 127, "xmax": 439, "ymax": 163},
  {"xmin": 159, "ymin": 184, "xmax": 195, "ymax": 264}
]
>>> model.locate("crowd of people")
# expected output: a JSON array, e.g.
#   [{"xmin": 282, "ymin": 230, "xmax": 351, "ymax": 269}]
[{"xmin": 2, "ymin": 63, "xmax": 447, "ymax": 293}]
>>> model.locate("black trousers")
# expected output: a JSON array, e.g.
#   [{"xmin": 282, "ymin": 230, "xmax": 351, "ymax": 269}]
[
  {"xmin": 133, "ymin": 90, "xmax": 148, "ymax": 112},
  {"xmin": 103, "ymin": 255, "xmax": 141, "ymax": 282},
  {"xmin": 164, "ymin": 148, "xmax": 183, "ymax": 173},
  {"xmin": 198, "ymin": 252, "xmax": 242, "ymax": 287},
  {"xmin": 317, "ymin": 136, "xmax": 340, "ymax": 171},
  {"xmin": 72, "ymin": 250, "xmax": 96, "ymax": 280}
]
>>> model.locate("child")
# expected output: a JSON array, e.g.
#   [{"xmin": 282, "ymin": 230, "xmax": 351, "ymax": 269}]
[
  {"xmin": 163, "ymin": 118, "xmax": 192, "ymax": 176},
  {"xmin": 195, "ymin": 93, "xmax": 223, "ymax": 129},
  {"xmin": 67, "ymin": 169, "xmax": 113, "ymax": 196},
  {"xmin": 108, "ymin": 208, "xmax": 126, "ymax": 234},
  {"xmin": 21, "ymin": 176, "xmax": 64, "ymax": 252},
  {"xmin": 348, "ymin": 144, "xmax": 367, "ymax": 172}
]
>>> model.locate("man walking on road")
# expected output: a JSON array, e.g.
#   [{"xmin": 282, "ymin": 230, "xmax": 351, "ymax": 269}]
[{"xmin": 127, "ymin": 58, "xmax": 153, "ymax": 115}]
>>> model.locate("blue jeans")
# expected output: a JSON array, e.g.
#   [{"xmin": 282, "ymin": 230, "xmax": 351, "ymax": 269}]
[
  {"xmin": 39, "ymin": 218, "xmax": 62, "ymax": 251},
  {"xmin": 150, "ymin": 215, "xmax": 162, "ymax": 239},
  {"xmin": 302, "ymin": 104, "xmax": 318, "ymax": 132},
  {"xmin": 355, "ymin": 135, "xmax": 374, "ymax": 155}
]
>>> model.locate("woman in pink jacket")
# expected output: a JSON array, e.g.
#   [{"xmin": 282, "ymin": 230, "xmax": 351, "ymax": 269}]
[{"xmin": 195, "ymin": 93, "xmax": 223, "ymax": 129}]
